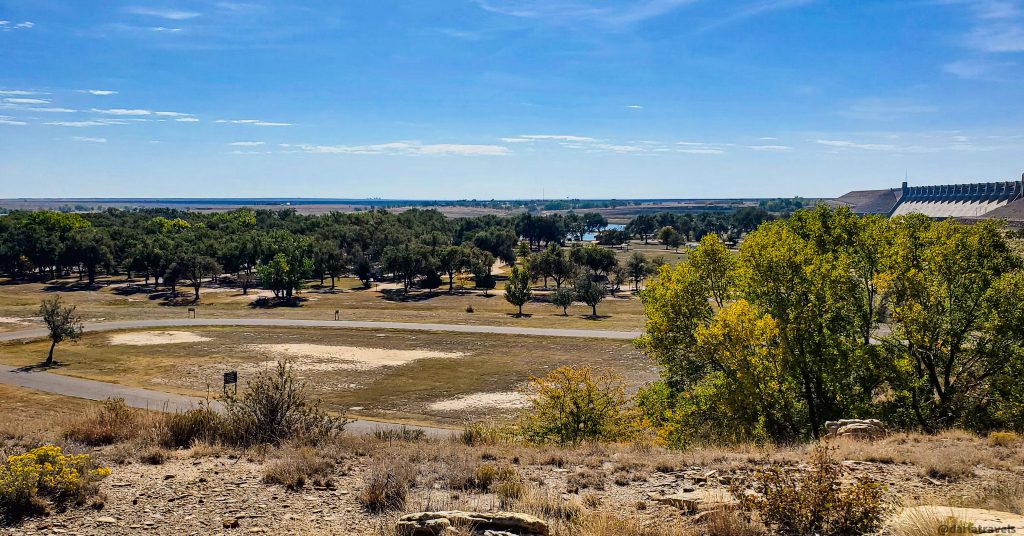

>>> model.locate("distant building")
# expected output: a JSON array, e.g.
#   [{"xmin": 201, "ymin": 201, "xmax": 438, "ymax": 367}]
[{"xmin": 836, "ymin": 174, "xmax": 1024, "ymax": 225}]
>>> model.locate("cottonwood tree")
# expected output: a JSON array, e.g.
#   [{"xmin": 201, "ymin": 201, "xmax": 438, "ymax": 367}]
[
  {"xmin": 504, "ymin": 264, "xmax": 533, "ymax": 316},
  {"xmin": 625, "ymin": 252, "xmax": 650, "ymax": 292},
  {"xmin": 39, "ymin": 296, "xmax": 83, "ymax": 366},
  {"xmin": 574, "ymin": 270, "xmax": 607, "ymax": 317},
  {"xmin": 689, "ymin": 234, "xmax": 735, "ymax": 307},
  {"xmin": 551, "ymin": 287, "xmax": 574, "ymax": 315},
  {"xmin": 179, "ymin": 254, "xmax": 222, "ymax": 302}
]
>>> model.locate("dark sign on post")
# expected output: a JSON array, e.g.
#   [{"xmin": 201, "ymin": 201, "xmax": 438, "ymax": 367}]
[{"xmin": 223, "ymin": 370, "xmax": 238, "ymax": 393}]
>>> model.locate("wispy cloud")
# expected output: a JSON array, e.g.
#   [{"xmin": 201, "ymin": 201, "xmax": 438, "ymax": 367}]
[
  {"xmin": 0, "ymin": 21, "xmax": 34, "ymax": 31},
  {"xmin": 29, "ymin": 107, "xmax": 77, "ymax": 113},
  {"xmin": 230, "ymin": 141, "xmax": 265, "ymax": 146},
  {"xmin": 749, "ymin": 144, "xmax": 793, "ymax": 152},
  {"xmin": 942, "ymin": 58, "xmax": 1015, "ymax": 78},
  {"xmin": 216, "ymin": 119, "xmax": 292, "ymax": 126},
  {"xmin": 282, "ymin": 141, "xmax": 512, "ymax": 157},
  {"xmin": 475, "ymin": 0, "xmax": 700, "ymax": 27},
  {"xmin": 625, "ymin": 104, "xmax": 643, "ymax": 109},
  {"xmin": 44, "ymin": 121, "xmax": 109, "ymax": 127},
  {"xmin": 127, "ymin": 7, "xmax": 201, "ymax": 20},
  {"xmin": 4, "ymin": 98, "xmax": 50, "ymax": 105},
  {"xmin": 92, "ymin": 108, "xmax": 152, "ymax": 116},
  {"xmin": 813, "ymin": 133, "xmax": 1006, "ymax": 153},
  {"xmin": 700, "ymin": 0, "xmax": 816, "ymax": 31},
  {"xmin": 78, "ymin": 89, "xmax": 119, "ymax": 96},
  {"xmin": 0, "ymin": 90, "xmax": 42, "ymax": 96},
  {"xmin": 509, "ymin": 134, "xmax": 598, "ymax": 142},
  {"xmin": 175, "ymin": 117, "xmax": 200, "ymax": 122},
  {"xmin": 72, "ymin": 136, "xmax": 107, "ymax": 143},
  {"xmin": 0, "ymin": 116, "xmax": 27, "ymax": 126},
  {"xmin": 504, "ymin": 134, "xmax": 729, "ymax": 155}
]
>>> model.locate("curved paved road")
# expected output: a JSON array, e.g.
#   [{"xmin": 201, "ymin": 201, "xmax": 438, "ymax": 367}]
[
  {"xmin": 0, "ymin": 318, "xmax": 641, "ymax": 438},
  {"xmin": 0, "ymin": 364, "xmax": 455, "ymax": 437},
  {"xmin": 0, "ymin": 318, "xmax": 642, "ymax": 342}
]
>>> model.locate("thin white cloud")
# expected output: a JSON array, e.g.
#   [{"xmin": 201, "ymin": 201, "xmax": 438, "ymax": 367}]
[
  {"xmin": 475, "ymin": 0, "xmax": 700, "ymax": 26},
  {"xmin": 153, "ymin": 111, "xmax": 191, "ymax": 117},
  {"xmin": 230, "ymin": 141, "xmax": 265, "ymax": 146},
  {"xmin": 45, "ymin": 120, "xmax": 109, "ymax": 127},
  {"xmin": 92, "ymin": 108, "xmax": 151, "ymax": 116},
  {"xmin": 749, "ymin": 144, "xmax": 793, "ymax": 152},
  {"xmin": 216, "ymin": 119, "xmax": 292, "ymax": 126},
  {"xmin": 841, "ymin": 98, "xmax": 938, "ymax": 120},
  {"xmin": 700, "ymin": 0, "xmax": 816, "ymax": 31},
  {"xmin": 515, "ymin": 134, "xmax": 598, "ymax": 142},
  {"xmin": 150, "ymin": 26, "xmax": 183, "ymax": 32},
  {"xmin": 943, "ymin": 57, "xmax": 1016, "ymax": 78},
  {"xmin": 175, "ymin": 117, "xmax": 200, "ymax": 122},
  {"xmin": 0, "ymin": 116, "xmax": 27, "ymax": 126},
  {"xmin": 72, "ymin": 136, "xmax": 107, "ymax": 143},
  {"xmin": 4, "ymin": 98, "xmax": 50, "ymax": 105},
  {"xmin": 30, "ymin": 107, "xmax": 77, "ymax": 113},
  {"xmin": 284, "ymin": 141, "xmax": 512, "ymax": 157},
  {"xmin": 78, "ymin": 89, "xmax": 119, "ymax": 96},
  {"xmin": 626, "ymin": 104, "xmax": 643, "ymax": 109},
  {"xmin": 0, "ymin": 20, "xmax": 34, "ymax": 31},
  {"xmin": 0, "ymin": 90, "xmax": 41, "ymax": 96},
  {"xmin": 127, "ymin": 7, "xmax": 201, "ymax": 20}
]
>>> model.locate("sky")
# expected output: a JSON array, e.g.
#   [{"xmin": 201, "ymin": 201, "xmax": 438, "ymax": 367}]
[{"xmin": 1, "ymin": 0, "xmax": 1023, "ymax": 199}]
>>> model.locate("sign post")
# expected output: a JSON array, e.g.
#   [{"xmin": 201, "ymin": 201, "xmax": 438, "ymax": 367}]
[{"xmin": 223, "ymin": 370, "xmax": 238, "ymax": 394}]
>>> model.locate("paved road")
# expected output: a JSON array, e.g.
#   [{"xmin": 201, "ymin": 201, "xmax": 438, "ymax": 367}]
[
  {"xmin": 0, "ymin": 318, "xmax": 641, "ymax": 438},
  {"xmin": 0, "ymin": 363, "xmax": 455, "ymax": 438},
  {"xmin": 0, "ymin": 318, "xmax": 642, "ymax": 342}
]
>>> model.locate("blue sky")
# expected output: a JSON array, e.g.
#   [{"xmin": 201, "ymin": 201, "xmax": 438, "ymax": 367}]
[{"xmin": 1, "ymin": 0, "xmax": 1023, "ymax": 199}]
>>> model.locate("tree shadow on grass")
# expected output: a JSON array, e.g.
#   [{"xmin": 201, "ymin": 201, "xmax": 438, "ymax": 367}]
[
  {"xmin": 505, "ymin": 313, "xmax": 534, "ymax": 318},
  {"xmin": 13, "ymin": 361, "xmax": 67, "ymax": 373},
  {"xmin": 379, "ymin": 289, "xmax": 444, "ymax": 303},
  {"xmin": 41, "ymin": 282, "xmax": 102, "ymax": 293},
  {"xmin": 581, "ymin": 314, "xmax": 613, "ymax": 321},
  {"xmin": 111, "ymin": 285, "xmax": 156, "ymax": 296},
  {"xmin": 248, "ymin": 296, "xmax": 308, "ymax": 308}
]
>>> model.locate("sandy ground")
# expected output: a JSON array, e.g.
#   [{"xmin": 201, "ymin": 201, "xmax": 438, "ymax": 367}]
[
  {"xmin": 0, "ymin": 316, "xmax": 30, "ymax": 324},
  {"xmin": 245, "ymin": 343, "xmax": 464, "ymax": 370},
  {"xmin": 108, "ymin": 331, "xmax": 213, "ymax": 346},
  {"xmin": 428, "ymin": 390, "xmax": 529, "ymax": 411}
]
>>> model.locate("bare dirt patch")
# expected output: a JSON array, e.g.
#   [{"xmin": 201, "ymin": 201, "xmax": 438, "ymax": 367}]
[
  {"xmin": 108, "ymin": 331, "xmax": 213, "ymax": 346},
  {"xmin": 428, "ymin": 391, "xmax": 529, "ymax": 412},
  {"xmin": 245, "ymin": 343, "xmax": 463, "ymax": 370},
  {"xmin": 0, "ymin": 316, "xmax": 30, "ymax": 324}
]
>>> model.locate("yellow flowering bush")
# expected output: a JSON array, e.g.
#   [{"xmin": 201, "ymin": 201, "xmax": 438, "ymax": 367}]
[{"xmin": 0, "ymin": 445, "xmax": 109, "ymax": 523}]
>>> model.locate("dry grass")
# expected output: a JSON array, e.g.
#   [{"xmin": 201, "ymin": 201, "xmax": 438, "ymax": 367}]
[
  {"xmin": 358, "ymin": 458, "xmax": 416, "ymax": 513},
  {"xmin": 263, "ymin": 446, "xmax": 337, "ymax": 490}
]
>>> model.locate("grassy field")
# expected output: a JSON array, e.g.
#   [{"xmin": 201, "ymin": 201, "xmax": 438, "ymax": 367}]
[
  {"xmin": 0, "ymin": 326, "xmax": 656, "ymax": 427},
  {"xmin": 0, "ymin": 384, "xmax": 98, "ymax": 439},
  {"xmin": 0, "ymin": 273, "xmax": 650, "ymax": 334}
]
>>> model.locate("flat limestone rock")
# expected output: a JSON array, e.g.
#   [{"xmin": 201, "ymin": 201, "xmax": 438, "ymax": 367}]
[
  {"xmin": 396, "ymin": 511, "xmax": 549, "ymax": 536},
  {"xmin": 891, "ymin": 506, "xmax": 1024, "ymax": 533},
  {"xmin": 648, "ymin": 489, "xmax": 737, "ymax": 514}
]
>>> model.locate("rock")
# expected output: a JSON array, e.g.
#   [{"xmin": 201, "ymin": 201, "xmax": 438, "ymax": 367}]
[
  {"xmin": 648, "ymin": 489, "xmax": 737, "ymax": 515},
  {"xmin": 223, "ymin": 518, "xmax": 240, "ymax": 529},
  {"xmin": 891, "ymin": 506, "xmax": 1024, "ymax": 533},
  {"xmin": 95, "ymin": 517, "xmax": 117, "ymax": 524},
  {"xmin": 396, "ymin": 511, "xmax": 549, "ymax": 536},
  {"xmin": 824, "ymin": 419, "xmax": 886, "ymax": 440}
]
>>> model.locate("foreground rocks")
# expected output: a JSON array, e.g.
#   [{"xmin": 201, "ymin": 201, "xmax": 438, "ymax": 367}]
[
  {"xmin": 824, "ymin": 419, "xmax": 887, "ymax": 440},
  {"xmin": 396, "ymin": 511, "xmax": 549, "ymax": 536}
]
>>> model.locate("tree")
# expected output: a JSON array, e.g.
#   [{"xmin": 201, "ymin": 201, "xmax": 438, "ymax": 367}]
[
  {"xmin": 574, "ymin": 270, "xmax": 607, "ymax": 317},
  {"xmin": 625, "ymin": 252, "xmax": 650, "ymax": 292},
  {"xmin": 467, "ymin": 249, "xmax": 496, "ymax": 296},
  {"xmin": 521, "ymin": 366, "xmax": 633, "ymax": 445},
  {"xmin": 178, "ymin": 254, "xmax": 222, "ymax": 302},
  {"xmin": 349, "ymin": 247, "xmax": 373, "ymax": 288},
  {"xmin": 504, "ymin": 264, "xmax": 533, "ymax": 316},
  {"xmin": 437, "ymin": 245, "xmax": 468, "ymax": 292},
  {"xmin": 257, "ymin": 252, "xmax": 313, "ymax": 300},
  {"xmin": 67, "ymin": 227, "xmax": 113, "ymax": 285},
  {"xmin": 582, "ymin": 212, "xmax": 608, "ymax": 236},
  {"xmin": 39, "ymin": 296, "xmax": 83, "ymax": 366},
  {"xmin": 657, "ymin": 226, "xmax": 683, "ymax": 251},
  {"xmin": 627, "ymin": 214, "xmax": 657, "ymax": 244},
  {"xmin": 689, "ymin": 234, "xmax": 735, "ymax": 307},
  {"xmin": 313, "ymin": 240, "xmax": 346, "ymax": 290},
  {"xmin": 551, "ymin": 287, "xmax": 574, "ymax": 315}
]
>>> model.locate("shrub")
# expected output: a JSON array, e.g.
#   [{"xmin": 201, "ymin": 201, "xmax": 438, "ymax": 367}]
[
  {"xmin": 222, "ymin": 361, "xmax": 346, "ymax": 446},
  {"xmin": 63, "ymin": 398, "xmax": 143, "ymax": 446},
  {"xmin": 733, "ymin": 445, "xmax": 885, "ymax": 536},
  {"xmin": 358, "ymin": 459, "xmax": 413, "ymax": 512},
  {"xmin": 460, "ymin": 422, "xmax": 509, "ymax": 446},
  {"xmin": 263, "ymin": 447, "xmax": 335, "ymax": 491},
  {"xmin": 520, "ymin": 366, "xmax": 635, "ymax": 445},
  {"xmin": 161, "ymin": 403, "xmax": 225, "ymax": 448},
  {"xmin": 373, "ymin": 426, "xmax": 426, "ymax": 442},
  {"xmin": 0, "ymin": 445, "xmax": 110, "ymax": 523},
  {"xmin": 988, "ymin": 431, "xmax": 1019, "ymax": 447}
]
